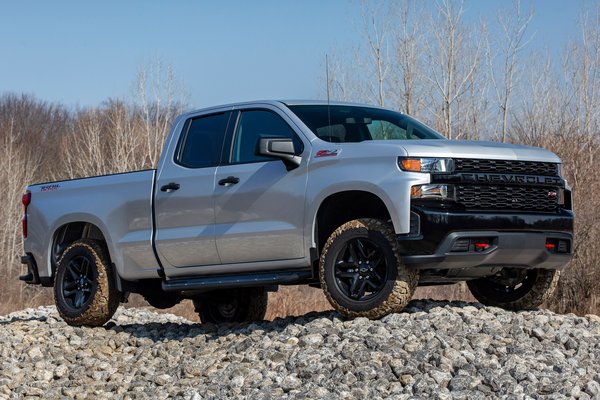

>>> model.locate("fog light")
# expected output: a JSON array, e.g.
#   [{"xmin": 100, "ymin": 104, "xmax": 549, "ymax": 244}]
[{"xmin": 411, "ymin": 184, "xmax": 453, "ymax": 200}]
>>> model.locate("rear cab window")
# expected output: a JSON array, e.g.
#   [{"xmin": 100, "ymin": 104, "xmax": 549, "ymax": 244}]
[{"xmin": 176, "ymin": 112, "xmax": 232, "ymax": 168}]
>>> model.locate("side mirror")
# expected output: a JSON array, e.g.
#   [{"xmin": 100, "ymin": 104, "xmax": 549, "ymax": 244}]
[{"xmin": 258, "ymin": 138, "xmax": 301, "ymax": 170}]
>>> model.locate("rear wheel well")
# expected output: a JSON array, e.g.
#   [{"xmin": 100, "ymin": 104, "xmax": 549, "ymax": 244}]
[
  {"xmin": 315, "ymin": 191, "xmax": 392, "ymax": 257},
  {"xmin": 52, "ymin": 222, "xmax": 108, "ymax": 276}
]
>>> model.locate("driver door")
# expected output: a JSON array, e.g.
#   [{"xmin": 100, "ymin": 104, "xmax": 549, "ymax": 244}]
[{"xmin": 214, "ymin": 108, "xmax": 308, "ymax": 264}]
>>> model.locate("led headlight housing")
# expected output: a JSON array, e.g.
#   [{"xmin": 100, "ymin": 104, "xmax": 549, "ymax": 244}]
[{"xmin": 398, "ymin": 157, "xmax": 455, "ymax": 173}]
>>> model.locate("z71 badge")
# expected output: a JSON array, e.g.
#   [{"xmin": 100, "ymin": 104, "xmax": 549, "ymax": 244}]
[{"xmin": 315, "ymin": 149, "xmax": 340, "ymax": 158}]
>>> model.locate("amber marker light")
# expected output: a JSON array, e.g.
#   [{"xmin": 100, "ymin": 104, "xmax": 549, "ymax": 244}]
[{"xmin": 400, "ymin": 158, "xmax": 422, "ymax": 172}]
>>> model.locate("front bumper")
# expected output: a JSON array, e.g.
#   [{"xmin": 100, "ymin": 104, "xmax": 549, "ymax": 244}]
[{"xmin": 399, "ymin": 206, "xmax": 574, "ymax": 271}]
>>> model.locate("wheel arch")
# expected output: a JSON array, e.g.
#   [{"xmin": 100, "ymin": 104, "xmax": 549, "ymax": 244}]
[
  {"xmin": 49, "ymin": 216, "xmax": 115, "ymax": 279},
  {"xmin": 312, "ymin": 189, "xmax": 395, "ymax": 257}
]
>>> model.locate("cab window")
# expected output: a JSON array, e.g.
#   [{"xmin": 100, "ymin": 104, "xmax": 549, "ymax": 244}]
[
  {"xmin": 231, "ymin": 110, "xmax": 303, "ymax": 164},
  {"xmin": 177, "ymin": 112, "xmax": 231, "ymax": 168}
]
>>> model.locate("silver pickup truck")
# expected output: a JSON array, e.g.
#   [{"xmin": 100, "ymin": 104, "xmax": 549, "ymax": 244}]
[{"xmin": 20, "ymin": 101, "xmax": 574, "ymax": 326}]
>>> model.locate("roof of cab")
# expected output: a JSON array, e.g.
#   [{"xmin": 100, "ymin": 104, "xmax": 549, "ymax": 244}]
[{"xmin": 179, "ymin": 99, "xmax": 383, "ymax": 119}]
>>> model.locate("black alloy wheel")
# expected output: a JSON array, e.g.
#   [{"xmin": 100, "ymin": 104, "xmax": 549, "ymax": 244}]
[
  {"xmin": 193, "ymin": 287, "xmax": 268, "ymax": 324},
  {"xmin": 61, "ymin": 255, "xmax": 97, "ymax": 310},
  {"xmin": 481, "ymin": 268, "xmax": 534, "ymax": 302},
  {"xmin": 467, "ymin": 267, "xmax": 560, "ymax": 310},
  {"xmin": 319, "ymin": 219, "xmax": 418, "ymax": 319},
  {"xmin": 333, "ymin": 238, "xmax": 388, "ymax": 301},
  {"xmin": 54, "ymin": 239, "xmax": 120, "ymax": 327}
]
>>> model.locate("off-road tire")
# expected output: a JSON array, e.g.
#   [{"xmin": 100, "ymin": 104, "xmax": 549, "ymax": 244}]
[
  {"xmin": 467, "ymin": 268, "xmax": 560, "ymax": 310},
  {"xmin": 53, "ymin": 239, "xmax": 120, "ymax": 327},
  {"xmin": 193, "ymin": 287, "xmax": 268, "ymax": 324},
  {"xmin": 141, "ymin": 280, "xmax": 182, "ymax": 309},
  {"xmin": 319, "ymin": 218, "xmax": 418, "ymax": 319}
]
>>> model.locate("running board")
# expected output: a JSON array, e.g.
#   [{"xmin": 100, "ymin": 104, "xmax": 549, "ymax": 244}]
[{"xmin": 161, "ymin": 269, "xmax": 313, "ymax": 292}]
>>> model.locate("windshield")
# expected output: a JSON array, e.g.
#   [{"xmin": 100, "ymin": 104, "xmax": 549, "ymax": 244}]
[{"xmin": 288, "ymin": 104, "xmax": 444, "ymax": 143}]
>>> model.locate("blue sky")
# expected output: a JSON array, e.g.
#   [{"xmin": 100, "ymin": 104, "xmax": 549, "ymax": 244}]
[{"xmin": 0, "ymin": 0, "xmax": 584, "ymax": 110}]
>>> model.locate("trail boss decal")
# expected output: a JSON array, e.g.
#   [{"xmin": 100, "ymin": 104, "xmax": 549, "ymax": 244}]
[{"xmin": 40, "ymin": 184, "xmax": 60, "ymax": 192}]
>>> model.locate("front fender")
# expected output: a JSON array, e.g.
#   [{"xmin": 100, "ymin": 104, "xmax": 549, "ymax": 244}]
[{"xmin": 307, "ymin": 172, "xmax": 430, "ymax": 246}]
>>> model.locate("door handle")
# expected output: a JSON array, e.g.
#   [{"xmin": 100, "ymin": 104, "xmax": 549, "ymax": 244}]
[
  {"xmin": 160, "ymin": 182, "xmax": 180, "ymax": 192},
  {"xmin": 218, "ymin": 176, "xmax": 240, "ymax": 186}
]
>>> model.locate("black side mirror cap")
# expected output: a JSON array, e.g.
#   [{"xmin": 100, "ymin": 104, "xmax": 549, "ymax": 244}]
[{"xmin": 258, "ymin": 138, "xmax": 301, "ymax": 170}]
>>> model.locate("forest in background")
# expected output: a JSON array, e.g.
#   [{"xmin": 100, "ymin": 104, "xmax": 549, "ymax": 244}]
[{"xmin": 1, "ymin": 0, "xmax": 599, "ymax": 318}]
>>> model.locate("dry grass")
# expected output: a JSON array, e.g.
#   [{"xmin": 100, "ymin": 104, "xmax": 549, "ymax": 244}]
[{"xmin": 3, "ymin": 282, "xmax": 597, "ymax": 321}]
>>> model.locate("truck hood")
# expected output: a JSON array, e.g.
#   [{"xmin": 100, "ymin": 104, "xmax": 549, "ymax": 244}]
[{"xmin": 379, "ymin": 139, "xmax": 561, "ymax": 163}]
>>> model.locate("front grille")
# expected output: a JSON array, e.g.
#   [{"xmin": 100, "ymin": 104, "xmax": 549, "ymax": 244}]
[
  {"xmin": 454, "ymin": 159, "xmax": 558, "ymax": 176},
  {"xmin": 456, "ymin": 185, "xmax": 559, "ymax": 212}
]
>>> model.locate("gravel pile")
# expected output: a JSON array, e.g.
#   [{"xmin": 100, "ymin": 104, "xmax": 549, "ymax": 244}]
[{"xmin": 1, "ymin": 300, "xmax": 600, "ymax": 399}]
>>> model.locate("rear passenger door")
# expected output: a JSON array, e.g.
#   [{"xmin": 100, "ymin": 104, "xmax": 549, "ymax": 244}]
[
  {"xmin": 214, "ymin": 107, "xmax": 308, "ymax": 264},
  {"xmin": 154, "ymin": 111, "xmax": 232, "ymax": 268}
]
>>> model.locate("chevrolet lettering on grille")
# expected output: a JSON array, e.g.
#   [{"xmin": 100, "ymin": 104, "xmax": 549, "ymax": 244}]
[{"xmin": 461, "ymin": 173, "xmax": 564, "ymax": 187}]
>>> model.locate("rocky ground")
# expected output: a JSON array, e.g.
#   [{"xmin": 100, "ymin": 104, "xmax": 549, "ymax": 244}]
[{"xmin": 1, "ymin": 300, "xmax": 600, "ymax": 399}]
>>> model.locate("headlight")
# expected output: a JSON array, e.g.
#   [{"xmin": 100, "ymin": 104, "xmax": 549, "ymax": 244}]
[
  {"xmin": 411, "ymin": 184, "xmax": 454, "ymax": 200},
  {"xmin": 557, "ymin": 163, "xmax": 563, "ymax": 177},
  {"xmin": 398, "ymin": 157, "xmax": 454, "ymax": 173}
]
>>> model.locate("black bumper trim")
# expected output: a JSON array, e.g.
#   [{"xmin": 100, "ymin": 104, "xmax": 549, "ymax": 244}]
[
  {"xmin": 399, "ymin": 206, "xmax": 574, "ymax": 270},
  {"xmin": 403, "ymin": 231, "xmax": 572, "ymax": 270}
]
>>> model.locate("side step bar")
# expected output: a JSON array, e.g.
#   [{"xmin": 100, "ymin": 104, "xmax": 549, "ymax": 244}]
[{"xmin": 162, "ymin": 269, "xmax": 313, "ymax": 292}]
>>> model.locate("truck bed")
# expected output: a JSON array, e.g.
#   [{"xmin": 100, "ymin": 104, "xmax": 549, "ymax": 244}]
[{"xmin": 25, "ymin": 169, "xmax": 161, "ymax": 281}]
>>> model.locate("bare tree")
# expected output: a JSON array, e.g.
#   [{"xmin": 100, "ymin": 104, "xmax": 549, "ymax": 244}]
[
  {"xmin": 361, "ymin": 1, "xmax": 391, "ymax": 107},
  {"xmin": 426, "ymin": 0, "xmax": 483, "ymax": 139},
  {"xmin": 63, "ymin": 109, "xmax": 108, "ymax": 178},
  {"xmin": 106, "ymin": 99, "xmax": 143, "ymax": 172},
  {"xmin": 0, "ymin": 94, "xmax": 59, "ymax": 309},
  {"xmin": 563, "ymin": 5, "xmax": 600, "ymax": 135},
  {"xmin": 320, "ymin": 50, "xmax": 366, "ymax": 102},
  {"xmin": 488, "ymin": 0, "xmax": 534, "ymax": 142},
  {"xmin": 62, "ymin": 100, "xmax": 144, "ymax": 179},
  {"xmin": 392, "ymin": 0, "xmax": 423, "ymax": 115},
  {"xmin": 135, "ymin": 58, "xmax": 187, "ymax": 168}
]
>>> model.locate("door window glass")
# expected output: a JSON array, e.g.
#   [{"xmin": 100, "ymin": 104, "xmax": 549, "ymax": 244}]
[
  {"xmin": 367, "ymin": 120, "xmax": 411, "ymax": 140},
  {"xmin": 231, "ymin": 110, "xmax": 302, "ymax": 164},
  {"xmin": 178, "ymin": 112, "xmax": 230, "ymax": 168}
]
